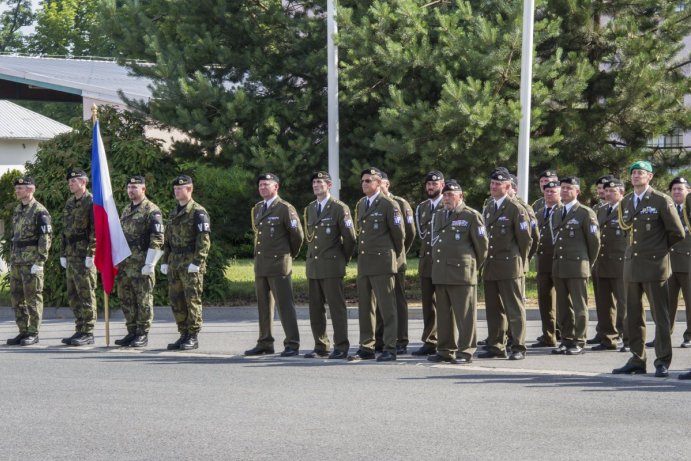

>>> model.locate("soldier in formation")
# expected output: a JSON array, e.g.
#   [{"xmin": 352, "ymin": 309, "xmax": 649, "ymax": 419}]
[{"xmin": 115, "ymin": 176, "xmax": 164, "ymax": 348}]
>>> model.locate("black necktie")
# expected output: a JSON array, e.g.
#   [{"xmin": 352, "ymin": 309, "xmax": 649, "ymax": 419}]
[
  {"xmin": 445, "ymin": 210, "xmax": 451, "ymax": 221},
  {"xmin": 607, "ymin": 205, "xmax": 613, "ymax": 215},
  {"xmin": 430, "ymin": 202, "xmax": 435, "ymax": 213},
  {"xmin": 677, "ymin": 205, "xmax": 683, "ymax": 217},
  {"xmin": 493, "ymin": 201, "xmax": 498, "ymax": 214},
  {"xmin": 634, "ymin": 196, "xmax": 639, "ymax": 209},
  {"xmin": 562, "ymin": 207, "xmax": 567, "ymax": 219},
  {"xmin": 365, "ymin": 199, "xmax": 370, "ymax": 211},
  {"xmin": 317, "ymin": 203, "xmax": 322, "ymax": 216},
  {"xmin": 261, "ymin": 202, "xmax": 267, "ymax": 214},
  {"xmin": 544, "ymin": 207, "xmax": 551, "ymax": 219}
]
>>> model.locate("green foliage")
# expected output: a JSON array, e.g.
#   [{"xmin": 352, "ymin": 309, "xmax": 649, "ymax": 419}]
[{"xmin": 0, "ymin": 0, "xmax": 33, "ymax": 52}]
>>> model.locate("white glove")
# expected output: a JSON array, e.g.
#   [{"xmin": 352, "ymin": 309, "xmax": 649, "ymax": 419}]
[
  {"xmin": 187, "ymin": 263, "xmax": 200, "ymax": 273},
  {"xmin": 142, "ymin": 249, "xmax": 163, "ymax": 275},
  {"xmin": 160, "ymin": 264, "xmax": 168, "ymax": 275},
  {"xmin": 85, "ymin": 256, "xmax": 94, "ymax": 268},
  {"xmin": 141, "ymin": 264, "xmax": 154, "ymax": 275},
  {"xmin": 30, "ymin": 264, "xmax": 43, "ymax": 274},
  {"xmin": 60, "ymin": 257, "xmax": 67, "ymax": 269}
]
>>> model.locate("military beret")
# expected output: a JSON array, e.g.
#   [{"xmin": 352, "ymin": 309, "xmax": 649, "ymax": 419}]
[
  {"xmin": 66, "ymin": 169, "xmax": 87, "ymax": 180},
  {"xmin": 360, "ymin": 167, "xmax": 382, "ymax": 178},
  {"xmin": 491, "ymin": 166, "xmax": 511, "ymax": 175},
  {"xmin": 669, "ymin": 177, "xmax": 689, "ymax": 190},
  {"xmin": 543, "ymin": 180, "xmax": 560, "ymax": 190},
  {"xmin": 490, "ymin": 170, "xmax": 511, "ymax": 182},
  {"xmin": 597, "ymin": 174, "xmax": 614, "ymax": 185},
  {"xmin": 14, "ymin": 176, "xmax": 34, "ymax": 186},
  {"xmin": 442, "ymin": 179, "xmax": 462, "ymax": 192},
  {"xmin": 560, "ymin": 176, "xmax": 580, "ymax": 186},
  {"xmin": 629, "ymin": 160, "xmax": 653, "ymax": 173},
  {"xmin": 311, "ymin": 171, "xmax": 331, "ymax": 182},
  {"xmin": 257, "ymin": 173, "xmax": 279, "ymax": 184},
  {"xmin": 605, "ymin": 178, "xmax": 624, "ymax": 188},
  {"xmin": 424, "ymin": 170, "xmax": 444, "ymax": 182},
  {"xmin": 173, "ymin": 175, "xmax": 193, "ymax": 186},
  {"xmin": 380, "ymin": 171, "xmax": 389, "ymax": 181},
  {"xmin": 510, "ymin": 174, "xmax": 519, "ymax": 186},
  {"xmin": 539, "ymin": 169, "xmax": 558, "ymax": 179},
  {"xmin": 128, "ymin": 175, "xmax": 146, "ymax": 185}
]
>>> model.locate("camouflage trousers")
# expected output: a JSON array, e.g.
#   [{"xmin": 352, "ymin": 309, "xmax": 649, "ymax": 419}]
[
  {"xmin": 116, "ymin": 272, "xmax": 155, "ymax": 334},
  {"xmin": 10, "ymin": 264, "xmax": 44, "ymax": 335},
  {"xmin": 168, "ymin": 268, "xmax": 204, "ymax": 335},
  {"xmin": 65, "ymin": 258, "xmax": 97, "ymax": 333}
]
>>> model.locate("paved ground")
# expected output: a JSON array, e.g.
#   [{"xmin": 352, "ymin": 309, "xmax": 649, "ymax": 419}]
[{"xmin": 1, "ymin": 310, "xmax": 690, "ymax": 460}]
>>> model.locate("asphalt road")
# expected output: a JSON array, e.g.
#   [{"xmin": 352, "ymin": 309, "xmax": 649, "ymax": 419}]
[{"xmin": 1, "ymin": 314, "xmax": 690, "ymax": 460}]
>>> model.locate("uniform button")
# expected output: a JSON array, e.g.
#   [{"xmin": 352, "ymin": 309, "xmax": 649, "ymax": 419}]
[
  {"xmin": 425, "ymin": 252, "xmax": 430, "ymax": 255},
  {"xmin": 437, "ymin": 249, "xmax": 440, "ymax": 253},
  {"xmin": 633, "ymin": 241, "xmax": 637, "ymax": 244},
  {"xmin": 361, "ymin": 251, "xmax": 365, "ymax": 254},
  {"xmin": 634, "ymin": 252, "xmax": 638, "ymax": 256},
  {"xmin": 634, "ymin": 229, "xmax": 637, "ymax": 232},
  {"xmin": 560, "ymin": 256, "xmax": 563, "ymax": 259},
  {"xmin": 314, "ymin": 246, "xmax": 318, "ymax": 249},
  {"xmin": 257, "ymin": 251, "xmax": 261, "ymax": 254},
  {"xmin": 436, "ymin": 259, "xmax": 440, "ymax": 263},
  {"xmin": 442, "ymin": 230, "xmax": 446, "ymax": 233},
  {"xmin": 258, "ymin": 231, "xmax": 262, "ymax": 235},
  {"xmin": 360, "ymin": 241, "xmax": 364, "ymax": 244},
  {"xmin": 559, "ymin": 247, "xmax": 563, "ymax": 250},
  {"xmin": 314, "ymin": 256, "xmax": 318, "ymax": 259},
  {"xmin": 559, "ymin": 237, "xmax": 563, "ymax": 241},
  {"xmin": 490, "ymin": 256, "xmax": 494, "ymax": 259},
  {"xmin": 314, "ymin": 236, "xmax": 318, "ymax": 239},
  {"xmin": 634, "ymin": 217, "xmax": 637, "ymax": 221},
  {"xmin": 489, "ymin": 245, "xmax": 493, "ymax": 249}
]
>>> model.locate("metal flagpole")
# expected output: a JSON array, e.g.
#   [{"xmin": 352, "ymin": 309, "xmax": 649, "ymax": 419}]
[
  {"xmin": 327, "ymin": 0, "xmax": 340, "ymax": 199},
  {"xmin": 92, "ymin": 104, "xmax": 110, "ymax": 347},
  {"xmin": 517, "ymin": 0, "xmax": 535, "ymax": 202}
]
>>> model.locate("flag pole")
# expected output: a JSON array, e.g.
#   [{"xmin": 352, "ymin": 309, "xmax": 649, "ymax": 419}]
[{"xmin": 92, "ymin": 104, "xmax": 110, "ymax": 348}]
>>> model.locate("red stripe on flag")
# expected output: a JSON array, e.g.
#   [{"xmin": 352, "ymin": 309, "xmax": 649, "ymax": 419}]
[{"xmin": 93, "ymin": 205, "xmax": 117, "ymax": 293}]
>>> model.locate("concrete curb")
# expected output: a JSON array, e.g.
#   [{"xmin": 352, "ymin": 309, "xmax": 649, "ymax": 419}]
[{"xmin": 0, "ymin": 305, "xmax": 683, "ymax": 323}]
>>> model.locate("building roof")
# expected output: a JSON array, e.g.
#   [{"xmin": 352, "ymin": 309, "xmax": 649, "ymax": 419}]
[
  {"xmin": 0, "ymin": 55, "xmax": 153, "ymax": 105},
  {"xmin": 0, "ymin": 100, "xmax": 71, "ymax": 140}
]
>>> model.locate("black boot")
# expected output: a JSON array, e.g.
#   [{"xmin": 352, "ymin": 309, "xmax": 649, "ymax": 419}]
[
  {"xmin": 130, "ymin": 331, "xmax": 148, "ymax": 348},
  {"xmin": 6, "ymin": 333, "xmax": 26, "ymax": 345},
  {"xmin": 61, "ymin": 332, "xmax": 80, "ymax": 345},
  {"xmin": 167, "ymin": 335, "xmax": 186, "ymax": 350},
  {"xmin": 20, "ymin": 334, "xmax": 39, "ymax": 346},
  {"xmin": 179, "ymin": 334, "xmax": 199, "ymax": 351},
  {"xmin": 114, "ymin": 332, "xmax": 136, "ymax": 347},
  {"xmin": 70, "ymin": 332, "xmax": 95, "ymax": 346}
]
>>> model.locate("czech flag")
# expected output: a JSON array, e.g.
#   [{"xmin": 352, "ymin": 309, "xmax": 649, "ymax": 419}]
[{"xmin": 91, "ymin": 120, "xmax": 131, "ymax": 293}]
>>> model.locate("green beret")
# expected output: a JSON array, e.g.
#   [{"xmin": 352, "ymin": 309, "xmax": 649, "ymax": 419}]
[
  {"xmin": 629, "ymin": 160, "xmax": 653, "ymax": 174},
  {"xmin": 67, "ymin": 169, "xmax": 88, "ymax": 180}
]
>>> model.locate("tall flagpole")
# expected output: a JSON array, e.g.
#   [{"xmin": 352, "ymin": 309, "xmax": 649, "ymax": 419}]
[
  {"xmin": 327, "ymin": 0, "xmax": 340, "ymax": 199},
  {"xmin": 517, "ymin": 0, "xmax": 535, "ymax": 202},
  {"xmin": 92, "ymin": 103, "xmax": 110, "ymax": 347}
]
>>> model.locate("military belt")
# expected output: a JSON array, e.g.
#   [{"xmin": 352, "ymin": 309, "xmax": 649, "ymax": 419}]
[
  {"xmin": 13, "ymin": 239, "xmax": 38, "ymax": 248},
  {"xmin": 171, "ymin": 244, "xmax": 195, "ymax": 254},
  {"xmin": 66, "ymin": 235, "xmax": 88, "ymax": 244}
]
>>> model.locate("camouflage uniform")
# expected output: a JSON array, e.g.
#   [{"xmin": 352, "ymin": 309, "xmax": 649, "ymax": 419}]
[
  {"xmin": 162, "ymin": 200, "xmax": 211, "ymax": 336},
  {"xmin": 116, "ymin": 199, "xmax": 164, "ymax": 334},
  {"xmin": 61, "ymin": 192, "xmax": 97, "ymax": 334},
  {"xmin": 10, "ymin": 198, "xmax": 52, "ymax": 335}
]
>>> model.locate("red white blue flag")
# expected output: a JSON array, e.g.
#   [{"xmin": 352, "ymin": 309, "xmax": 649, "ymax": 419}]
[{"xmin": 91, "ymin": 120, "xmax": 131, "ymax": 293}]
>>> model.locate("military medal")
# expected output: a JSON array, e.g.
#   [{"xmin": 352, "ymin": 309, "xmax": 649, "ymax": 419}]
[
  {"xmin": 326, "ymin": 227, "xmax": 331, "ymax": 235},
  {"xmin": 645, "ymin": 223, "xmax": 651, "ymax": 231},
  {"xmin": 373, "ymin": 222, "xmax": 379, "ymax": 230},
  {"xmin": 569, "ymin": 229, "xmax": 575, "ymax": 238},
  {"xmin": 616, "ymin": 229, "xmax": 621, "ymax": 236},
  {"xmin": 455, "ymin": 233, "xmax": 461, "ymax": 240}
]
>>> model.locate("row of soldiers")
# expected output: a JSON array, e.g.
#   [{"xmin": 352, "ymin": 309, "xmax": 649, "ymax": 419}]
[
  {"xmin": 247, "ymin": 162, "xmax": 691, "ymax": 380},
  {"xmin": 7, "ymin": 171, "xmax": 210, "ymax": 351},
  {"xmin": 6, "ymin": 163, "xmax": 691, "ymax": 379}
]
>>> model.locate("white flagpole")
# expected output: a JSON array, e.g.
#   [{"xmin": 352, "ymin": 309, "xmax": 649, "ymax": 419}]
[
  {"xmin": 327, "ymin": 0, "xmax": 340, "ymax": 199},
  {"xmin": 517, "ymin": 0, "xmax": 535, "ymax": 202}
]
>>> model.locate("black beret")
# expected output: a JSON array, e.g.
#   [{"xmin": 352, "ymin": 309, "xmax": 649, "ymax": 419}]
[
  {"xmin": 669, "ymin": 177, "xmax": 689, "ymax": 189},
  {"xmin": 605, "ymin": 178, "xmax": 624, "ymax": 188},
  {"xmin": 442, "ymin": 179, "xmax": 462, "ymax": 192},
  {"xmin": 597, "ymin": 174, "xmax": 614, "ymax": 185},
  {"xmin": 510, "ymin": 174, "xmax": 518, "ymax": 186},
  {"xmin": 14, "ymin": 176, "xmax": 34, "ymax": 186},
  {"xmin": 543, "ymin": 180, "xmax": 560, "ymax": 190},
  {"xmin": 257, "ymin": 173, "xmax": 279, "ymax": 184},
  {"xmin": 424, "ymin": 170, "xmax": 444, "ymax": 182},
  {"xmin": 380, "ymin": 171, "xmax": 389, "ymax": 180},
  {"xmin": 360, "ymin": 167, "xmax": 382, "ymax": 178},
  {"xmin": 311, "ymin": 171, "xmax": 331, "ymax": 182},
  {"xmin": 128, "ymin": 175, "xmax": 146, "ymax": 185},
  {"xmin": 560, "ymin": 176, "xmax": 580, "ymax": 186},
  {"xmin": 67, "ymin": 169, "xmax": 87, "ymax": 180},
  {"xmin": 490, "ymin": 170, "xmax": 511, "ymax": 182},
  {"xmin": 539, "ymin": 169, "xmax": 558, "ymax": 179},
  {"xmin": 173, "ymin": 175, "xmax": 193, "ymax": 186}
]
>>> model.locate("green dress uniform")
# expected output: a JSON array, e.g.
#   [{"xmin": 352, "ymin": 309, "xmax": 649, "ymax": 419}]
[
  {"xmin": 515, "ymin": 196, "xmax": 540, "ymax": 299},
  {"xmin": 61, "ymin": 191, "xmax": 97, "ymax": 334},
  {"xmin": 668, "ymin": 201, "xmax": 690, "ymax": 344},
  {"xmin": 162, "ymin": 200, "xmax": 211, "ymax": 337},
  {"xmin": 414, "ymin": 197, "xmax": 442, "ymax": 351},
  {"xmin": 355, "ymin": 193, "xmax": 405, "ymax": 354},
  {"xmin": 551, "ymin": 202, "xmax": 600, "ymax": 350},
  {"xmin": 534, "ymin": 202, "xmax": 562, "ymax": 346},
  {"xmin": 618, "ymin": 187, "xmax": 684, "ymax": 370},
  {"xmin": 376, "ymin": 194, "xmax": 416, "ymax": 350},
  {"xmin": 304, "ymin": 197, "xmax": 356, "ymax": 354},
  {"xmin": 481, "ymin": 196, "xmax": 532, "ymax": 356},
  {"xmin": 431, "ymin": 204, "xmax": 488, "ymax": 361},
  {"xmin": 9, "ymin": 198, "xmax": 51, "ymax": 338},
  {"xmin": 116, "ymin": 198, "xmax": 164, "ymax": 336},
  {"xmin": 531, "ymin": 197, "xmax": 545, "ymax": 213},
  {"xmin": 593, "ymin": 202, "xmax": 628, "ymax": 348},
  {"xmin": 252, "ymin": 197, "xmax": 304, "ymax": 350}
]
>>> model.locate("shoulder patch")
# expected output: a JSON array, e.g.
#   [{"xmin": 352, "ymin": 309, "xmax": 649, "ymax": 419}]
[
  {"xmin": 36, "ymin": 211, "xmax": 52, "ymax": 234},
  {"xmin": 194, "ymin": 210, "xmax": 210, "ymax": 233},
  {"xmin": 150, "ymin": 211, "xmax": 164, "ymax": 234}
]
